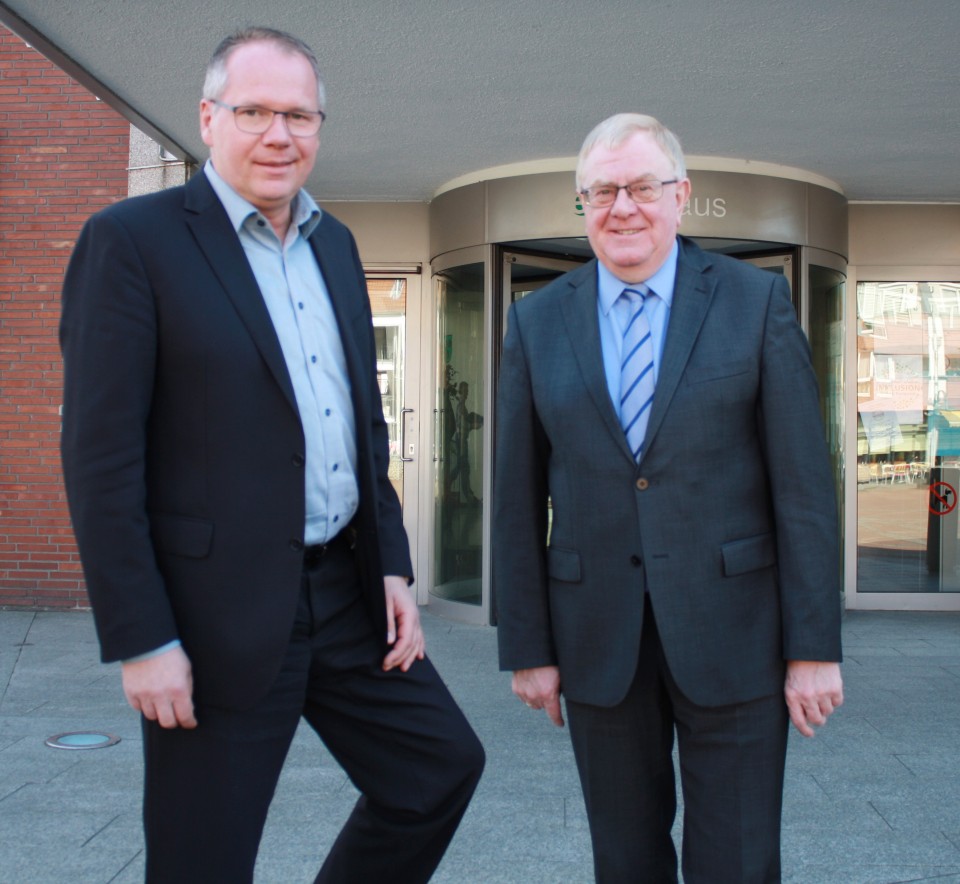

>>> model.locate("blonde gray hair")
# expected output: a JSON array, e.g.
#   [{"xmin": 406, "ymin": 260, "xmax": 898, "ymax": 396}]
[
  {"xmin": 203, "ymin": 27, "xmax": 326, "ymax": 110},
  {"xmin": 576, "ymin": 113, "xmax": 686, "ymax": 189}
]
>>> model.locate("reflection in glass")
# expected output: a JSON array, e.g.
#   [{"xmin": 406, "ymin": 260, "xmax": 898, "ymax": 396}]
[
  {"xmin": 808, "ymin": 264, "xmax": 845, "ymax": 590},
  {"xmin": 433, "ymin": 263, "xmax": 485, "ymax": 605},
  {"xmin": 368, "ymin": 278, "xmax": 406, "ymax": 505},
  {"xmin": 856, "ymin": 281, "xmax": 960, "ymax": 592}
]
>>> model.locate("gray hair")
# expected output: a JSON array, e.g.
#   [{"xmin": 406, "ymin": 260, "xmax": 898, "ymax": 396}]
[
  {"xmin": 202, "ymin": 27, "xmax": 326, "ymax": 110},
  {"xmin": 576, "ymin": 113, "xmax": 686, "ymax": 189}
]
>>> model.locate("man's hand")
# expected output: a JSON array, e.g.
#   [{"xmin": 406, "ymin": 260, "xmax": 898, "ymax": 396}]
[
  {"xmin": 784, "ymin": 660, "xmax": 843, "ymax": 737},
  {"xmin": 121, "ymin": 645, "xmax": 197, "ymax": 729},
  {"xmin": 382, "ymin": 575, "xmax": 425, "ymax": 672},
  {"xmin": 513, "ymin": 665, "xmax": 564, "ymax": 727}
]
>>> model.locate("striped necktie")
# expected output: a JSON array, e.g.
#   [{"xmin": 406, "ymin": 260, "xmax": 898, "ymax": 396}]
[{"xmin": 619, "ymin": 287, "xmax": 655, "ymax": 461}]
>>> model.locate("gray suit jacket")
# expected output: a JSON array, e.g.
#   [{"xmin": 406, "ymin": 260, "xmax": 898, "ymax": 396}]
[{"xmin": 494, "ymin": 237, "xmax": 841, "ymax": 708}]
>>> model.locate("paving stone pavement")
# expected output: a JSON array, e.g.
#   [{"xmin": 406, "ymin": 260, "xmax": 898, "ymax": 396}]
[{"xmin": 1, "ymin": 608, "xmax": 958, "ymax": 883}]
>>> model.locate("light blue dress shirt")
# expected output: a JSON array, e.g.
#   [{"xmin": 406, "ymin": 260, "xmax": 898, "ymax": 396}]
[
  {"xmin": 597, "ymin": 240, "xmax": 680, "ymax": 421},
  {"xmin": 204, "ymin": 161, "xmax": 359, "ymax": 546},
  {"xmin": 126, "ymin": 163, "xmax": 363, "ymax": 664}
]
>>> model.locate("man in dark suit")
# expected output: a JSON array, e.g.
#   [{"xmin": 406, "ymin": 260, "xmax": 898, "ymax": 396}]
[
  {"xmin": 60, "ymin": 27, "xmax": 482, "ymax": 883},
  {"xmin": 495, "ymin": 113, "xmax": 843, "ymax": 883}
]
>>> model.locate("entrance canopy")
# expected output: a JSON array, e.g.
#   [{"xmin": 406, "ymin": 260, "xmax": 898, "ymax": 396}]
[{"xmin": 1, "ymin": 0, "xmax": 958, "ymax": 202}]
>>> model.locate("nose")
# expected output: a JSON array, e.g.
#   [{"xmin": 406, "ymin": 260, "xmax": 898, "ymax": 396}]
[
  {"xmin": 610, "ymin": 185, "xmax": 639, "ymax": 215},
  {"xmin": 261, "ymin": 111, "xmax": 293, "ymax": 143}
]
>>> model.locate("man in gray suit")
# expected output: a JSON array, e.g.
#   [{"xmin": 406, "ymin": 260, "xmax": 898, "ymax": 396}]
[{"xmin": 494, "ymin": 113, "xmax": 843, "ymax": 883}]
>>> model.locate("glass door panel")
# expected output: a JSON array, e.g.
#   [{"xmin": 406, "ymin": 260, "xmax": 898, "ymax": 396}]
[
  {"xmin": 856, "ymin": 280, "xmax": 960, "ymax": 594},
  {"xmin": 367, "ymin": 275, "xmax": 418, "ymax": 550},
  {"xmin": 502, "ymin": 250, "xmax": 586, "ymax": 311},
  {"xmin": 807, "ymin": 262, "xmax": 846, "ymax": 590},
  {"xmin": 433, "ymin": 262, "xmax": 486, "ymax": 607},
  {"xmin": 744, "ymin": 252, "xmax": 794, "ymax": 294}
]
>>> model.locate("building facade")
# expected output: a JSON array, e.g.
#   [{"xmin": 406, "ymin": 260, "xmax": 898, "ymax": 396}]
[
  {"xmin": 0, "ymin": 27, "xmax": 128, "ymax": 608},
  {"xmin": 2, "ymin": 26, "xmax": 959, "ymax": 620}
]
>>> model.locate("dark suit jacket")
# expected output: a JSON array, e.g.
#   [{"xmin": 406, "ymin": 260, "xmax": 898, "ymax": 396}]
[
  {"xmin": 60, "ymin": 172, "xmax": 411, "ymax": 710},
  {"xmin": 495, "ymin": 237, "xmax": 842, "ymax": 708}
]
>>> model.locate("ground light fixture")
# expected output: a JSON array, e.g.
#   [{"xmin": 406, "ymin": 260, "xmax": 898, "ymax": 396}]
[{"xmin": 44, "ymin": 731, "xmax": 121, "ymax": 750}]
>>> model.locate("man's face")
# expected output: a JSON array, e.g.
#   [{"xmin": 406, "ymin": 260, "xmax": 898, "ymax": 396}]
[
  {"xmin": 200, "ymin": 41, "xmax": 321, "ymax": 226},
  {"xmin": 580, "ymin": 131, "xmax": 690, "ymax": 283}
]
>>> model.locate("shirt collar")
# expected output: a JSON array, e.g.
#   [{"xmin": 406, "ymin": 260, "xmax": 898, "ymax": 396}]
[
  {"xmin": 203, "ymin": 159, "xmax": 322, "ymax": 239},
  {"xmin": 597, "ymin": 239, "xmax": 679, "ymax": 316}
]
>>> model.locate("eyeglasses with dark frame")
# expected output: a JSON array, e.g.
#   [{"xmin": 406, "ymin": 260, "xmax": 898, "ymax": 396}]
[
  {"xmin": 579, "ymin": 179, "xmax": 680, "ymax": 208},
  {"xmin": 208, "ymin": 99, "xmax": 326, "ymax": 137}
]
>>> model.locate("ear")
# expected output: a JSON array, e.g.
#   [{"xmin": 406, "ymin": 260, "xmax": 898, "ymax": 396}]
[
  {"xmin": 674, "ymin": 178, "xmax": 692, "ymax": 223},
  {"xmin": 199, "ymin": 99, "xmax": 216, "ymax": 148}
]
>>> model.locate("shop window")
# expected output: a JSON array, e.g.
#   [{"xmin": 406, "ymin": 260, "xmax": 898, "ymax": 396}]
[{"xmin": 857, "ymin": 281, "xmax": 960, "ymax": 593}]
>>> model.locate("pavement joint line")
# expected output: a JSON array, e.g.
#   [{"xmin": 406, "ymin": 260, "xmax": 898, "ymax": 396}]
[
  {"xmin": 1, "ymin": 612, "xmax": 37, "ymax": 706},
  {"xmin": 893, "ymin": 754, "xmax": 919, "ymax": 775},
  {"xmin": 1, "ymin": 782, "xmax": 25, "ymax": 802},
  {"xmin": 81, "ymin": 813, "xmax": 122, "ymax": 848},
  {"xmin": 105, "ymin": 849, "xmax": 143, "ymax": 884},
  {"xmin": 868, "ymin": 799, "xmax": 896, "ymax": 830}
]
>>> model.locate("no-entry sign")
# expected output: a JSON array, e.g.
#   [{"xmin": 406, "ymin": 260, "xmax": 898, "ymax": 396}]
[{"xmin": 929, "ymin": 481, "xmax": 958, "ymax": 516}]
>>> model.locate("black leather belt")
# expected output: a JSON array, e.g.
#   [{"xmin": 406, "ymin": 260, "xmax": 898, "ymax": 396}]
[{"xmin": 303, "ymin": 525, "xmax": 356, "ymax": 568}]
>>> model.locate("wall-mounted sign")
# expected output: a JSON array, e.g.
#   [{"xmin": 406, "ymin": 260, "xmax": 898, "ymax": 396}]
[{"xmin": 683, "ymin": 197, "xmax": 727, "ymax": 219}]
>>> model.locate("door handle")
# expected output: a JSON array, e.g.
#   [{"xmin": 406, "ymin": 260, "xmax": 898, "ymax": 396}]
[{"xmin": 400, "ymin": 408, "xmax": 415, "ymax": 462}]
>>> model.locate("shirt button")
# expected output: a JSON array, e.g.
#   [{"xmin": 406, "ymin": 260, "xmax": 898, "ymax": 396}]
[
  {"xmin": 636, "ymin": 477, "xmax": 650, "ymax": 491},
  {"xmin": 333, "ymin": 515, "xmax": 339, "ymax": 523},
  {"xmin": 311, "ymin": 355, "xmax": 317, "ymax": 364},
  {"xmin": 332, "ymin": 463, "xmax": 339, "ymax": 471},
  {"xmin": 256, "ymin": 219, "xmax": 266, "ymax": 227},
  {"xmin": 325, "ymin": 408, "xmax": 331, "ymax": 416},
  {"xmin": 298, "ymin": 301, "xmax": 304, "ymax": 310}
]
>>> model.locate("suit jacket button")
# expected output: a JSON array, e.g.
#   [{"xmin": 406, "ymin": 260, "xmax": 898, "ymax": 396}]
[
  {"xmin": 630, "ymin": 555, "xmax": 642, "ymax": 567},
  {"xmin": 289, "ymin": 539, "xmax": 304, "ymax": 552},
  {"xmin": 636, "ymin": 477, "xmax": 650, "ymax": 491},
  {"xmin": 291, "ymin": 453, "xmax": 305, "ymax": 467}
]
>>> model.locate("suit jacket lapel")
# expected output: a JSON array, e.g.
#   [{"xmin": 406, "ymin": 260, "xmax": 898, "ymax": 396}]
[
  {"xmin": 559, "ymin": 261, "xmax": 636, "ymax": 460},
  {"xmin": 643, "ymin": 238, "xmax": 716, "ymax": 456},
  {"xmin": 183, "ymin": 175, "xmax": 298, "ymax": 413}
]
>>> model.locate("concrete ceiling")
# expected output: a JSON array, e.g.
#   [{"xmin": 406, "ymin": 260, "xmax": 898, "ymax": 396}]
[{"xmin": 3, "ymin": 0, "xmax": 959, "ymax": 203}]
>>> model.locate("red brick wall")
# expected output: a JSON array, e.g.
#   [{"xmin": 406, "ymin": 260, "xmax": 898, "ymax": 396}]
[{"xmin": 0, "ymin": 27, "xmax": 129, "ymax": 608}]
